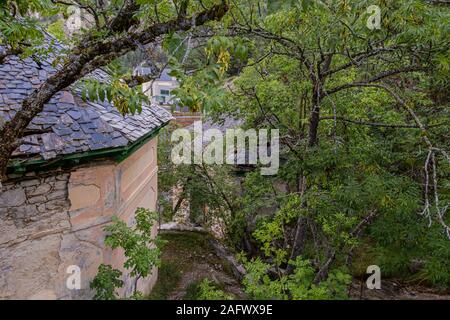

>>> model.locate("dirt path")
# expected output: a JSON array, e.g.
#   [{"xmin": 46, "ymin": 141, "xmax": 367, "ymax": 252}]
[{"xmin": 148, "ymin": 230, "xmax": 245, "ymax": 300}]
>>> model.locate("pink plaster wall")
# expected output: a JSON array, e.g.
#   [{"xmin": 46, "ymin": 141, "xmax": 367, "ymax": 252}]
[{"xmin": 65, "ymin": 137, "xmax": 159, "ymax": 298}]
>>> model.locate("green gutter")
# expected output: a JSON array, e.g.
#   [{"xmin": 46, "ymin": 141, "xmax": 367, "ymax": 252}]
[{"xmin": 7, "ymin": 123, "xmax": 168, "ymax": 174}]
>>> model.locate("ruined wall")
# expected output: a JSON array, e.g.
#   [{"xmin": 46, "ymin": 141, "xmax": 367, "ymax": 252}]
[
  {"xmin": 0, "ymin": 172, "xmax": 72, "ymax": 299},
  {"xmin": 0, "ymin": 137, "xmax": 159, "ymax": 299}
]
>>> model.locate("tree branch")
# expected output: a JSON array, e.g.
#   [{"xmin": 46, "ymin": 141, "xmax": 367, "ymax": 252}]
[
  {"xmin": 326, "ymin": 66, "xmax": 425, "ymax": 95},
  {"xmin": 319, "ymin": 116, "xmax": 447, "ymax": 129},
  {"xmin": 0, "ymin": 1, "xmax": 229, "ymax": 182},
  {"xmin": 322, "ymin": 47, "xmax": 400, "ymax": 77}
]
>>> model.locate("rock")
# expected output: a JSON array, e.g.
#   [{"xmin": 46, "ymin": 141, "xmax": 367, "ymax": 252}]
[
  {"xmin": 0, "ymin": 188, "xmax": 26, "ymax": 207},
  {"xmin": 13, "ymin": 205, "xmax": 38, "ymax": 219},
  {"xmin": 25, "ymin": 172, "xmax": 37, "ymax": 178},
  {"xmin": 27, "ymin": 183, "xmax": 52, "ymax": 196},
  {"xmin": 28, "ymin": 195, "xmax": 46, "ymax": 204},
  {"xmin": 53, "ymin": 181, "xmax": 67, "ymax": 190},
  {"xmin": 56, "ymin": 173, "xmax": 70, "ymax": 181},
  {"xmin": 44, "ymin": 176, "xmax": 56, "ymax": 183},
  {"xmin": 46, "ymin": 190, "xmax": 67, "ymax": 201},
  {"xmin": 6, "ymin": 173, "xmax": 24, "ymax": 179},
  {"xmin": 45, "ymin": 199, "xmax": 68, "ymax": 211},
  {"xmin": 19, "ymin": 179, "xmax": 40, "ymax": 188}
]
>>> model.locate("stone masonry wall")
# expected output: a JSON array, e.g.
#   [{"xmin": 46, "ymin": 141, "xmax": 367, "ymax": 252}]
[{"xmin": 0, "ymin": 171, "xmax": 73, "ymax": 299}]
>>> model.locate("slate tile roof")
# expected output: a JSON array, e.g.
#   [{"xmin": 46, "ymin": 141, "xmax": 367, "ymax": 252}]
[
  {"xmin": 134, "ymin": 65, "xmax": 174, "ymax": 82},
  {"xmin": 0, "ymin": 40, "xmax": 173, "ymax": 162},
  {"xmin": 157, "ymin": 68, "xmax": 174, "ymax": 82}
]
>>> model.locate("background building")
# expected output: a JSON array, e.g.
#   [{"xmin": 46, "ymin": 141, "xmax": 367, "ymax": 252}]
[{"xmin": 137, "ymin": 66, "xmax": 202, "ymax": 127}]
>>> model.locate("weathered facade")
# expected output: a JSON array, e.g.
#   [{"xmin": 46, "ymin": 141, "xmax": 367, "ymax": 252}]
[
  {"xmin": 0, "ymin": 139, "xmax": 160, "ymax": 299},
  {"xmin": 0, "ymin": 36, "xmax": 172, "ymax": 299}
]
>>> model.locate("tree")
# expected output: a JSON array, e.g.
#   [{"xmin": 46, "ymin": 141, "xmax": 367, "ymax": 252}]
[
  {"xmin": 0, "ymin": 0, "xmax": 229, "ymax": 181},
  {"xmin": 163, "ymin": 0, "xmax": 449, "ymax": 294}
]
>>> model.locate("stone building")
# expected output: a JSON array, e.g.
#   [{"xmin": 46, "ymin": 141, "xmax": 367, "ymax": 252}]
[{"xmin": 0, "ymin": 42, "xmax": 172, "ymax": 299}]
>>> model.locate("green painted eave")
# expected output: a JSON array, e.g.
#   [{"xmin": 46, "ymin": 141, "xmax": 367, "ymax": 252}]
[{"xmin": 7, "ymin": 123, "xmax": 168, "ymax": 174}]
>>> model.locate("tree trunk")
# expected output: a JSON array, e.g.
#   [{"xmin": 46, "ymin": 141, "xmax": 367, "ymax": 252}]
[
  {"xmin": 286, "ymin": 79, "xmax": 323, "ymax": 271},
  {"xmin": 286, "ymin": 174, "xmax": 307, "ymax": 273},
  {"xmin": 286, "ymin": 216, "xmax": 308, "ymax": 273},
  {"xmin": 308, "ymin": 82, "xmax": 322, "ymax": 147}
]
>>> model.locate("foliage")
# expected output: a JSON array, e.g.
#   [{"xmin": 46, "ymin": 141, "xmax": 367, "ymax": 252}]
[
  {"xmin": 0, "ymin": 0, "xmax": 53, "ymax": 48},
  {"xmin": 367, "ymin": 212, "xmax": 450, "ymax": 287},
  {"xmin": 147, "ymin": 260, "xmax": 182, "ymax": 300},
  {"xmin": 198, "ymin": 279, "xmax": 234, "ymax": 300},
  {"xmin": 157, "ymin": 124, "xmax": 239, "ymax": 225},
  {"xmin": 157, "ymin": 0, "xmax": 449, "ymax": 296},
  {"xmin": 170, "ymin": 35, "xmax": 249, "ymax": 112},
  {"xmin": 80, "ymin": 78, "xmax": 149, "ymax": 115},
  {"xmin": 0, "ymin": 0, "xmax": 231, "ymax": 122},
  {"xmin": 90, "ymin": 264, "xmax": 124, "ymax": 300},
  {"xmin": 240, "ymin": 256, "xmax": 351, "ymax": 300},
  {"xmin": 46, "ymin": 19, "xmax": 67, "ymax": 42},
  {"xmin": 104, "ymin": 208, "xmax": 165, "ymax": 279},
  {"xmin": 185, "ymin": 279, "xmax": 234, "ymax": 300},
  {"xmin": 91, "ymin": 208, "xmax": 166, "ymax": 299},
  {"xmin": 148, "ymin": 231, "xmax": 236, "ymax": 300}
]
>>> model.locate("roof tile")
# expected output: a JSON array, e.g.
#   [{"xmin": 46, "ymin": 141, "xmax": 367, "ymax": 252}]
[{"xmin": 0, "ymin": 37, "xmax": 172, "ymax": 162}]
